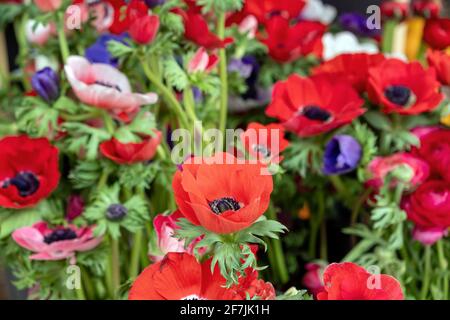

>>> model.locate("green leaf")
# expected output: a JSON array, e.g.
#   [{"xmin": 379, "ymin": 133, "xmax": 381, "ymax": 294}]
[
  {"xmin": 62, "ymin": 122, "xmax": 111, "ymax": 160},
  {"xmin": 0, "ymin": 208, "xmax": 42, "ymax": 239},
  {"xmin": 163, "ymin": 57, "xmax": 189, "ymax": 91},
  {"xmin": 363, "ymin": 111, "xmax": 392, "ymax": 131},
  {"xmin": 197, "ymin": 0, "xmax": 244, "ymax": 14},
  {"xmin": 0, "ymin": 4, "xmax": 23, "ymax": 28},
  {"xmin": 53, "ymin": 96, "xmax": 80, "ymax": 114},
  {"xmin": 107, "ymin": 40, "xmax": 134, "ymax": 59}
]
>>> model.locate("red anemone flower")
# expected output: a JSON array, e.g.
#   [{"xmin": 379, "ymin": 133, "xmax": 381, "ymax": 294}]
[
  {"xmin": 367, "ymin": 59, "xmax": 443, "ymax": 115},
  {"xmin": 108, "ymin": 0, "xmax": 129, "ymax": 34},
  {"xmin": 266, "ymin": 74, "xmax": 365, "ymax": 137},
  {"xmin": 259, "ymin": 16, "xmax": 326, "ymax": 63},
  {"xmin": 241, "ymin": 122, "xmax": 290, "ymax": 164},
  {"xmin": 129, "ymin": 252, "xmax": 274, "ymax": 300},
  {"xmin": 427, "ymin": 49, "xmax": 450, "ymax": 86},
  {"xmin": 244, "ymin": 0, "xmax": 306, "ymax": 24},
  {"xmin": 0, "ymin": 135, "xmax": 60, "ymax": 209},
  {"xmin": 317, "ymin": 262, "xmax": 404, "ymax": 300},
  {"xmin": 311, "ymin": 53, "xmax": 386, "ymax": 93},
  {"xmin": 172, "ymin": 152, "xmax": 273, "ymax": 234},
  {"xmin": 173, "ymin": 8, "xmax": 233, "ymax": 50},
  {"xmin": 424, "ymin": 18, "xmax": 450, "ymax": 50},
  {"xmin": 99, "ymin": 130, "xmax": 162, "ymax": 165}
]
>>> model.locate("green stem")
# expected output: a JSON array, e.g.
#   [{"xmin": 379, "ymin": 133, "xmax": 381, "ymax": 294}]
[
  {"xmin": 382, "ymin": 20, "xmax": 397, "ymax": 53},
  {"xmin": 57, "ymin": 12, "xmax": 70, "ymax": 62},
  {"xmin": 217, "ymin": 13, "xmax": 228, "ymax": 145},
  {"xmin": 80, "ymin": 266, "xmax": 96, "ymax": 299},
  {"xmin": 420, "ymin": 245, "xmax": 432, "ymax": 300},
  {"xmin": 14, "ymin": 14, "xmax": 31, "ymax": 91},
  {"xmin": 110, "ymin": 236, "xmax": 121, "ymax": 299},
  {"xmin": 60, "ymin": 110, "xmax": 103, "ymax": 122},
  {"xmin": 129, "ymin": 230, "xmax": 143, "ymax": 279},
  {"xmin": 75, "ymin": 283, "xmax": 86, "ymax": 300},
  {"xmin": 140, "ymin": 57, "xmax": 190, "ymax": 129},
  {"xmin": 436, "ymin": 240, "xmax": 449, "ymax": 299},
  {"xmin": 102, "ymin": 111, "xmax": 115, "ymax": 135},
  {"xmin": 267, "ymin": 204, "xmax": 289, "ymax": 284}
]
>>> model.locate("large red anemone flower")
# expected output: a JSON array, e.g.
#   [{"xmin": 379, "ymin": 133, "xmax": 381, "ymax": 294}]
[
  {"xmin": 173, "ymin": 8, "xmax": 233, "ymax": 50},
  {"xmin": 265, "ymin": 74, "xmax": 365, "ymax": 137},
  {"xmin": 129, "ymin": 252, "xmax": 275, "ymax": 300},
  {"xmin": 317, "ymin": 262, "xmax": 404, "ymax": 300},
  {"xmin": 367, "ymin": 59, "xmax": 443, "ymax": 115},
  {"xmin": 311, "ymin": 53, "xmax": 386, "ymax": 93},
  {"xmin": 172, "ymin": 152, "xmax": 273, "ymax": 234},
  {"xmin": 259, "ymin": 16, "xmax": 326, "ymax": 63},
  {"xmin": 0, "ymin": 135, "xmax": 60, "ymax": 209}
]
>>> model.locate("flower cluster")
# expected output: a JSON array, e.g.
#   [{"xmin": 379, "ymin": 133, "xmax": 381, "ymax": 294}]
[{"xmin": 0, "ymin": 0, "xmax": 449, "ymax": 302}]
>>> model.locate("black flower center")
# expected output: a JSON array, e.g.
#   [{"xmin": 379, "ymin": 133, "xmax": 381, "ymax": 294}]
[
  {"xmin": 384, "ymin": 85, "xmax": 413, "ymax": 106},
  {"xmin": 302, "ymin": 105, "xmax": 332, "ymax": 122},
  {"xmin": 209, "ymin": 197, "xmax": 241, "ymax": 215},
  {"xmin": 44, "ymin": 228, "xmax": 78, "ymax": 244},
  {"xmin": 94, "ymin": 80, "xmax": 122, "ymax": 92},
  {"xmin": 106, "ymin": 204, "xmax": 128, "ymax": 221},
  {"xmin": 252, "ymin": 144, "xmax": 271, "ymax": 158},
  {"xmin": 2, "ymin": 172, "xmax": 40, "ymax": 197}
]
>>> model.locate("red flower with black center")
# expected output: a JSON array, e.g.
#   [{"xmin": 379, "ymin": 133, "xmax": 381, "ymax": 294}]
[
  {"xmin": 173, "ymin": 8, "xmax": 233, "ymax": 50},
  {"xmin": 317, "ymin": 262, "xmax": 404, "ymax": 300},
  {"xmin": 0, "ymin": 135, "xmax": 60, "ymax": 209},
  {"xmin": 266, "ymin": 74, "xmax": 365, "ymax": 137},
  {"xmin": 244, "ymin": 0, "xmax": 306, "ymax": 24},
  {"xmin": 241, "ymin": 122, "xmax": 289, "ymax": 164},
  {"xmin": 172, "ymin": 152, "xmax": 273, "ymax": 234},
  {"xmin": 311, "ymin": 53, "xmax": 386, "ymax": 93},
  {"xmin": 129, "ymin": 252, "xmax": 274, "ymax": 300},
  {"xmin": 424, "ymin": 18, "xmax": 450, "ymax": 50},
  {"xmin": 259, "ymin": 16, "xmax": 326, "ymax": 63},
  {"xmin": 99, "ymin": 130, "xmax": 162, "ymax": 165},
  {"xmin": 367, "ymin": 59, "xmax": 443, "ymax": 115},
  {"xmin": 427, "ymin": 49, "xmax": 450, "ymax": 86}
]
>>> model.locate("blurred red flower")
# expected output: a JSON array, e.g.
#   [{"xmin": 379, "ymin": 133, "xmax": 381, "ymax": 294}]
[
  {"xmin": 311, "ymin": 53, "xmax": 385, "ymax": 93},
  {"xmin": 402, "ymin": 180, "xmax": 450, "ymax": 232},
  {"xmin": 424, "ymin": 18, "xmax": 450, "ymax": 50},
  {"xmin": 367, "ymin": 59, "xmax": 443, "ymax": 115},
  {"xmin": 427, "ymin": 49, "xmax": 450, "ymax": 86},
  {"xmin": 241, "ymin": 122, "xmax": 289, "ymax": 164},
  {"xmin": 259, "ymin": 16, "xmax": 326, "ymax": 63},
  {"xmin": 266, "ymin": 74, "xmax": 365, "ymax": 137},
  {"xmin": 173, "ymin": 8, "xmax": 233, "ymax": 49},
  {"xmin": 172, "ymin": 153, "xmax": 273, "ymax": 234},
  {"xmin": 244, "ymin": 0, "xmax": 306, "ymax": 24},
  {"xmin": 100, "ymin": 130, "xmax": 162, "ymax": 165},
  {"xmin": 317, "ymin": 262, "xmax": 404, "ymax": 300},
  {"xmin": 0, "ymin": 136, "xmax": 60, "ymax": 209}
]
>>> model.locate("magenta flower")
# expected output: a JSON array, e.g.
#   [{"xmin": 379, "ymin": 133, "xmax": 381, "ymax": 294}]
[
  {"xmin": 412, "ymin": 226, "xmax": 448, "ymax": 246},
  {"xmin": 64, "ymin": 56, "xmax": 158, "ymax": 122},
  {"xmin": 367, "ymin": 152, "xmax": 430, "ymax": 189},
  {"xmin": 12, "ymin": 222, "xmax": 102, "ymax": 261}
]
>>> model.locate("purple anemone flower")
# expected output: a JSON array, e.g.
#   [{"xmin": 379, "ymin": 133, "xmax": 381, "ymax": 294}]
[
  {"xmin": 323, "ymin": 135, "xmax": 362, "ymax": 176},
  {"xmin": 31, "ymin": 67, "xmax": 60, "ymax": 103},
  {"xmin": 339, "ymin": 13, "xmax": 381, "ymax": 38},
  {"xmin": 144, "ymin": 0, "xmax": 165, "ymax": 8},
  {"xmin": 85, "ymin": 34, "xmax": 128, "ymax": 67}
]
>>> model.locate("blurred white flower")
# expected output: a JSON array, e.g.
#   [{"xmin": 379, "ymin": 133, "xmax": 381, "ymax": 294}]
[
  {"xmin": 299, "ymin": 0, "xmax": 337, "ymax": 24},
  {"xmin": 25, "ymin": 20, "xmax": 54, "ymax": 46},
  {"xmin": 322, "ymin": 31, "xmax": 379, "ymax": 61}
]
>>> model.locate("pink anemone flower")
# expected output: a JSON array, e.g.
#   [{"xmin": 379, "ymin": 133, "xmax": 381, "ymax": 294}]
[
  {"xmin": 12, "ymin": 221, "xmax": 102, "ymax": 261},
  {"xmin": 64, "ymin": 56, "xmax": 158, "ymax": 122}
]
